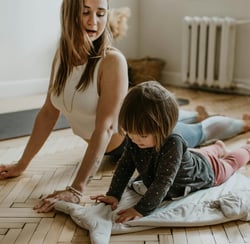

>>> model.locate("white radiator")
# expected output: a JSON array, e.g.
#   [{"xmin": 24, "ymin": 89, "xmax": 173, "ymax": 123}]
[{"xmin": 181, "ymin": 16, "xmax": 236, "ymax": 89}]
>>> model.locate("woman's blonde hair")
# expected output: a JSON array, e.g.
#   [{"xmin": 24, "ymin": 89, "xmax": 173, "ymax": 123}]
[
  {"xmin": 118, "ymin": 81, "xmax": 179, "ymax": 151},
  {"xmin": 51, "ymin": 0, "xmax": 112, "ymax": 96}
]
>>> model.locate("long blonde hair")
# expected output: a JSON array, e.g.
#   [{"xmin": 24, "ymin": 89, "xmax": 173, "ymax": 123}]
[
  {"xmin": 118, "ymin": 81, "xmax": 179, "ymax": 151},
  {"xmin": 51, "ymin": 0, "xmax": 112, "ymax": 96}
]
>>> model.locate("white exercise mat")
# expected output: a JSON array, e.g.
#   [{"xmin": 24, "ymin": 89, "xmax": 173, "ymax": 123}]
[{"xmin": 55, "ymin": 172, "xmax": 250, "ymax": 244}]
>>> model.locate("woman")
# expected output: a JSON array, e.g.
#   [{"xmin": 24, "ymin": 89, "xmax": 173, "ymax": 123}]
[{"xmin": 1, "ymin": 0, "xmax": 128, "ymax": 212}]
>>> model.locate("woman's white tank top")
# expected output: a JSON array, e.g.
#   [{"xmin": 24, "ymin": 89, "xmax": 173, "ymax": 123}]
[{"xmin": 51, "ymin": 60, "xmax": 102, "ymax": 140}]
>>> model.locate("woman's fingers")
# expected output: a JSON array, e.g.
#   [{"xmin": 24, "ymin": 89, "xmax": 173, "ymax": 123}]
[{"xmin": 33, "ymin": 197, "xmax": 57, "ymax": 213}]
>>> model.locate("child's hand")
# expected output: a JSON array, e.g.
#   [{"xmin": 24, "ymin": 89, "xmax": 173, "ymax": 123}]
[
  {"xmin": 90, "ymin": 194, "xmax": 118, "ymax": 210},
  {"xmin": 115, "ymin": 207, "xmax": 142, "ymax": 223}
]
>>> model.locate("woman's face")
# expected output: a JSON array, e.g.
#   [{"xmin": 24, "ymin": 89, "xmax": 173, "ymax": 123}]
[{"xmin": 83, "ymin": 0, "xmax": 108, "ymax": 41}]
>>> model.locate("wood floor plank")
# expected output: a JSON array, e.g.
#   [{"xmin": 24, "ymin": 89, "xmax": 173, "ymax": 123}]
[
  {"xmin": 236, "ymin": 221, "xmax": 250, "ymax": 243},
  {"xmin": 15, "ymin": 175, "xmax": 42, "ymax": 203},
  {"xmin": 185, "ymin": 227, "xmax": 202, "ymax": 244},
  {"xmin": 1, "ymin": 229, "xmax": 21, "ymax": 244},
  {"xmin": 58, "ymin": 217, "xmax": 76, "ymax": 242},
  {"xmin": 0, "ymin": 217, "xmax": 40, "ymax": 223},
  {"xmin": 29, "ymin": 218, "xmax": 53, "ymax": 244},
  {"xmin": 14, "ymin": 223, "xmax": 37, "ymax": 244},
  {"xmin": 42, "ymin": 214, "xmax": 67, "ymax": 243},
  {"xmin": 110, "ymin": 230, "xmax": 159, "ymax": 242},
  {"xmin": 172, "ymin": 228, "xmax": 187, "ymax": 244},
  {"xmin": 110, "ymin": 242, "xmax": 144, "ymax": 244},
  {"xmin": 0, "ymin": 181, "xmax": 17, "ymax": 203},
  {"xmin": 0, "ymin": 178, "xmax": 30, "ymax": 207},
  {"xmin": 211, "ymin": 225, "xmax": 229, "ymax": 244},
  {"xmin": 159, "ymin": 234, "xmax": 174, "ymax": 244},
  {"xmin": 28, "ymin": 218, "xmax": 54, "ymax": 244},
  {"xmin": 0, "ymin": 229, "xmax": 8, "ymax": 235},
  {"xmin": 0, "ymin": 208, "xmax": 53, "ymax": 218},
  {"xmin": 198, "ymin": 226, "xmax": 216, "ymax": 244},
  {"xmin": 223, "ymin": 221, "xmax": 245, "ymax": 243},
  {"xmin": 0, "ymin": 223, "xmax": 24, "ymax": 229}
]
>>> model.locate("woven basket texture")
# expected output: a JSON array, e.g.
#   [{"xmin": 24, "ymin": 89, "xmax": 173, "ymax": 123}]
[{"xmin": 127, "ymin": 57, "xmax": 166, "ymax": 85}]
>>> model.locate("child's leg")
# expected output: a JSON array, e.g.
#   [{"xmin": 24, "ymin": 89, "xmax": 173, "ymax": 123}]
[
  {"xmin": 222, "ymin": 143, "xmax": 250, "ymax": 171},
  {"xmin": 197, "ymin": 140, "xmax": 250, "ymax": 186},
  {"xmin": 190, "ymin": 140, "xmax": 227, "ymax": 158}
]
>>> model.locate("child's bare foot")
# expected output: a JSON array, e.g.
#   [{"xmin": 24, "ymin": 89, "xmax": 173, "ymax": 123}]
[
  {"xmin": 242, "ymin": 113, "xmax": 250, "ymax": 132},
  {"xmin": 196, "ymin": 105, "xmax": 209, "ymax": 122},
  {"xmin": 215, "ymin": 140, "xmax": 229, "ymax": 157}
]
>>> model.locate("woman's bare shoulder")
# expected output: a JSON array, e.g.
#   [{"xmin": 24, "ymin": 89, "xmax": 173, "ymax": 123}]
[
  {"xmin": 102, "ymin": 47, "xmax": 127, "ymax": 66},
  {"xmin": 98, "ymin": 47, "xmax": 128, "ymax": 89}
]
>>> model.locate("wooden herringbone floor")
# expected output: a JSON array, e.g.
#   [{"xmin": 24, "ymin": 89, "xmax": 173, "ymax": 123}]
[{"xmin": 0, "ymin": 86, "xmax": 250, "ymax": 243}]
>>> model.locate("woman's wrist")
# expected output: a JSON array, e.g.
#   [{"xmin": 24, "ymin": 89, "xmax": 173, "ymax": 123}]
[
  {"xmin": 66, "ymin": 186, "xmax": 83, "ymax": 203},
  {"xmin": 13, "ymin": 160, "xmax": 28, "ymax": 173},
  {"xmin": 17, "ymin": 158, "xmax": 30, "ymax": 170}
]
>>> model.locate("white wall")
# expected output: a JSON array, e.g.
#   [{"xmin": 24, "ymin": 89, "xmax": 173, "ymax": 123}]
[
  {"xmin": 0, "ymin": 0, "xmax": 62, "ymax": 98},
  {"xmin": 110, "ymin": 0, "xmax": 139, "ymax": 58},
  {"xmin": 137, "ymin": 0, "xmax": 250, "ymax": 90}
]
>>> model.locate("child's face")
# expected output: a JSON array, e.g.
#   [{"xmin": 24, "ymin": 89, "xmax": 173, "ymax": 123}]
[{"xmin": 127, "ymin": 133, "xmax": 156, "ymax": 149}]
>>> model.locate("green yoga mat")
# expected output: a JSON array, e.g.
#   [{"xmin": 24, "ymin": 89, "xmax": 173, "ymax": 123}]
[{"xmin": 0, "ymin": 109, "xmax": 69, "ymax": 141}]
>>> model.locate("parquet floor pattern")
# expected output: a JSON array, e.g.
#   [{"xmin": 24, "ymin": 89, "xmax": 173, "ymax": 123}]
[{"xmin": 0, "ymin": 86, "xmax": 250, "ymax": 243}]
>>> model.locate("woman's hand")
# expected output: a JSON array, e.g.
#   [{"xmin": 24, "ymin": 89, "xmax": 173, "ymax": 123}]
[
  {"xmin": 115, "ymin": 207, "xmax": 143, "ymax": 223},
  {"xmin": 90, "ymin": 194, "xmax": 118, "ymax": 210},
  {"xmin": 33, "ymin": 189, "xmax": 80, "ymax": 213},
  {"xmin": 0, "ymin": 163, "xmax": 24, "ymax": 179}
]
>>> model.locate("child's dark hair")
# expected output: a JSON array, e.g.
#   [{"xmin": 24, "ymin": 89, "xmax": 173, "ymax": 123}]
[{"xmin": 118, "ymin": 81, "xmax": 179, "ymax": 151}]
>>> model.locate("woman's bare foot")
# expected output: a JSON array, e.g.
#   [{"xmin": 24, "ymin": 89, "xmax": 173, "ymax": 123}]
[
  {"xmin": 242, "ymin": 113, "xmax": 250, "ymax": 132},
  {"xmin": 196, "ymin": 105, "xmax": 209, "ymax": 122},
  {"xmin": 215, "ymin": 140, "xmax": 229, "ymax": 157}
]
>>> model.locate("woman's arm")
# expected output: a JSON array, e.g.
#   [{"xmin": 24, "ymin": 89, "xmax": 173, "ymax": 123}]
[
  {"xmin": 18, "ymin": 94, "xmax": 60, "ymax": 170},
  {"xmin": 34, "ymin": 49, "xmax": 129, "ymax": 212},
  {"xmin": 0, "ymin": 80, "xmax": 60, "ymax": 179},
  {"xmin": 71, "ymin": 49, "xmax": 128, "ymax": 192}
]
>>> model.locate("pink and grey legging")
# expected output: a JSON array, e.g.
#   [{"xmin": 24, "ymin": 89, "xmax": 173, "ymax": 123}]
[{"xmin": 191, "ymin": 143, "xmax": 250, "ymax": 186}]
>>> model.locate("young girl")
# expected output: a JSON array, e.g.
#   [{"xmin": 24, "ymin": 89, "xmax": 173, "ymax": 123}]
[{"xmin": 91, "ymin": 81, "xmax": 250, "ymax": 223}]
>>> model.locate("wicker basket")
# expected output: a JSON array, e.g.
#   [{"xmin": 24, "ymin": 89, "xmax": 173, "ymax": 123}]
[{"xmin": 127, "ymin": 57, "xmax": 166, "ymax": 85}]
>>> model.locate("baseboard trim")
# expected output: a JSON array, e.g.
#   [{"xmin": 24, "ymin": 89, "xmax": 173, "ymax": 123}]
[
  {"xmin": 161, "ymin": 71, "xmax": 250, "ymax": 96},
  {"xmin": 0, "ymin": 79, "xmax": 49, "ymax": 98}
]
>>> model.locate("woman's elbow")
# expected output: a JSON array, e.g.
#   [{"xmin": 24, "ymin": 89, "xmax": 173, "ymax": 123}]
[
  {"xmin": 39, "ymin": 105, "xmax": 60, "ymax": 123},
  {"xmin": 96, "ymin": 123, "xmax": 117, "ymax": 139}
]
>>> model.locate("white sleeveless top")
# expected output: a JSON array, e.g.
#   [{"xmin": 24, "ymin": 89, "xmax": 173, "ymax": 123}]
[{"xmin": 51, "ymin": 60, "xmax": 102, "ymax": 140}]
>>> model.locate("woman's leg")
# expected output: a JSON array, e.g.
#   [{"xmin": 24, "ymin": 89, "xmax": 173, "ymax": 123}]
[
  {"xmin": 178, "ymin": 106, "xmax": 208, "ymax": 123},
  {"xmin": 173, "ymin": 122, "xmax": 205, "ymax": 147},
  {"xmin": 201, "ymin": 114, "xmax": 250, "ymax": 143},
  {"xmin": 174, "ymin": 114, "xmax": 250, "ymax": 148}
]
